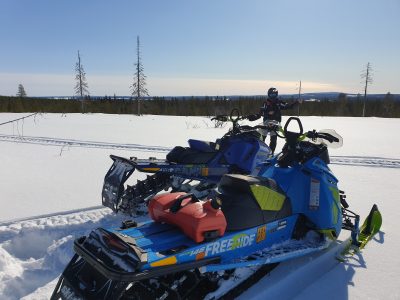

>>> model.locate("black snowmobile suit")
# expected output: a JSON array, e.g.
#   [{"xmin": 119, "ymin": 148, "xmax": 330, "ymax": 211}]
[
  {"xmin": 255, "ymin": 99, "xmax": 298, "ymax": 154},
  {"xmin": 260, "ymin": 100, "xmax": 297, "ymax": 123}
]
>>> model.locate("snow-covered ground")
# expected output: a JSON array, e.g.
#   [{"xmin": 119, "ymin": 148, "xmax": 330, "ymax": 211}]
[{"xmin": 0, "ymin": 113, "xmax": 399, "ymax": 299}]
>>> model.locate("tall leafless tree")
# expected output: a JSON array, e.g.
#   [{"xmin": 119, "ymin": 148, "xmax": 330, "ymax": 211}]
[
  {"xmin": 130, "ymin": 36, "xmax": 149, "ymax": 115},
  {"xmin": 74, "ymin": 50, "xmax": 89, "ymax": 112},
  {"xmin": 361, "ymin": 62, "xmax": 373, "ymax": 117},
  {"xmin": 16, "ymin": 83, "xmax": 27, "ymax": 98}
]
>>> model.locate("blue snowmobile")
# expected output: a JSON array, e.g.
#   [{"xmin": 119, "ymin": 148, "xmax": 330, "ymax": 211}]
[
  {"xmin": 52, "ymin": 117, "xmax": 382, "ymax": 300},
  {"xmin": 102, "ymin": 109, "xmax": 272, "ymax": 215}
]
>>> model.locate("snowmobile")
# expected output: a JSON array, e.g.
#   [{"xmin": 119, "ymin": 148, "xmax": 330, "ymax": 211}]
[
  {"xmin": 102, "ymin": 109, "xmax": 272, "ymax": 215},
  {"xmin": 52, "ymin": 117, "xmax": 382, "ymax": 300}
]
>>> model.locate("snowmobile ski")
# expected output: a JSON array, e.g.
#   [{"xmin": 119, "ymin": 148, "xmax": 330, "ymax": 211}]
[{"xmin": 337, "ymin": 204, "xmax": 382, "ymax": 261}]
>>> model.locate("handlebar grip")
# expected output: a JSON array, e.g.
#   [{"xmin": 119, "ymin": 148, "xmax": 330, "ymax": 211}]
[
  {"xmin": 306, "ymin": 131, "xmax": 339, "ymax": 143},
  {"xmin": 319, "ymin": 132, "xmax": 339, "ymax": 143}
]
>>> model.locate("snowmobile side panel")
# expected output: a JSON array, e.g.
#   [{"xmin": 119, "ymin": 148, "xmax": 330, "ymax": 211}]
[
  {"xmin": 261, "ymin": 157, "xmax": 342, "ymax": 237},
  {"xmin": 138, "ymin": 215, "xmax": 299, "ymax": 270},
  {"xmin": 202, "ymin": 235, "xmax": 330, "ymax": 272},
  {"xmin": 222, "ymin": 135, "xmax": 271, "ymax": 174}
]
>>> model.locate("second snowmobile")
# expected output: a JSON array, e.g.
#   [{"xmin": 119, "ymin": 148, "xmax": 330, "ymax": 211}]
[
  {"xmin": 52, "ymin": 117, "xmax": 382, "ymax": 300},
  {"xmin": 102, "ymin": 109, "xmax": 272, "ymax": 215}
]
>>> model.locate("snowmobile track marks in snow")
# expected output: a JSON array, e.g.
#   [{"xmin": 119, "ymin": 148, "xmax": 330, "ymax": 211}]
[
  {"xmin": 330, "ymin": 155, "xmax": 400, "ymax": 169},
  {"xmin": 1, "ymin": 134, "xmax": 399, "ymax": 168},
  {"xmin": 0, "ymin": 134, "xmax": 171, "ymax": 153}
]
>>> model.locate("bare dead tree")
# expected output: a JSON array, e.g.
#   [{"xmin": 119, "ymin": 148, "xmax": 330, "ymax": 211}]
[
  {"xmin": 74, "ymin": 50, "xmax": 89, "ymax": 112},
  {"xmin": 130, "ymin": 36, "xmax": 149, "ymax": 115},
  {"xmin": 361, "ymin": 62, "xmax": 373, "ymax": 117},
  {"xmin": 16, "ymin": 83, "xmax": 27, "ymax": 98}
]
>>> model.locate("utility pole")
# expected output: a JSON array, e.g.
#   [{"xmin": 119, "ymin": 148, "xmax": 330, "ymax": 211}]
[{"xmin": 361, "ymin": 62, "xmax": 373, "ymax": 117}]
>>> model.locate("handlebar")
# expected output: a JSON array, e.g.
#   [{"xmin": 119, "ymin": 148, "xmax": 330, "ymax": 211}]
[
  {"xmin": 305, "ymin": 130, "xmax": 339, "ymax": 143},
  {"xmin": 211, "ymin": 115, "xmax": 229, "ymax": 122},
  {"xmin": 230, "ymin": 108, "xmax": 241, "ymax": 122},
  {"xmin": 211, "ymin": 108, "xmax": 285, "ymax": 141}
]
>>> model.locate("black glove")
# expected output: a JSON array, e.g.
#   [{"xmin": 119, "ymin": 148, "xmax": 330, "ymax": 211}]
[{"xmin": 246, "ymin": 114, "xmax": 260, "ymax": 121}]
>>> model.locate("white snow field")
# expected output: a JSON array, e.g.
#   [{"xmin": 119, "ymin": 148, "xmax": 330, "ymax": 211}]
[{"xmin": 0, "ymin": 113, "xmax": 399, "ymax": 299}]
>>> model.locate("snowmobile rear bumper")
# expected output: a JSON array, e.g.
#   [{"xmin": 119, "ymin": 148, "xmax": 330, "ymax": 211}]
[
  {"xmin": 51, "ymin": 233, "xmax": 220, "ymax": 299},
  {"xmin": 73, "ymin": 235, "xmax": 220, "ymax": 282}
]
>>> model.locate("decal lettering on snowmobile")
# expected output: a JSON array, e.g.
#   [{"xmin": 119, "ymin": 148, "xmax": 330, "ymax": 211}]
[
  {"xmin": 309, "ymin": 178, "xmax": 320, "ymax": 210},
  {"xmin": 256, "ymin": 225, "xmax": 267, "ymax": 243},
  {"xmin": 188, "ymin": 233, "xmax": 256, "ymax": 257},
  {"xmin": 267, "ymin": 220, "xmax": 287, "ymax": 234},
  {"xmin": 278, "ymin": 220, "xmax": 287, "ymax": 230}
]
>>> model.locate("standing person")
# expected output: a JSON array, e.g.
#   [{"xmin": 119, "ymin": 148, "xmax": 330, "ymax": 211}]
[{"xmin": 248, "ymin": 87, "xmax": 299, "ymax": 155}]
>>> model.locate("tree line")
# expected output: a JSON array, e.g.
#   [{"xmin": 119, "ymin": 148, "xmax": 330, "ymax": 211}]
[{"xmin": 1, "ymin": 93, "xmax": 399, "ymax": 118}]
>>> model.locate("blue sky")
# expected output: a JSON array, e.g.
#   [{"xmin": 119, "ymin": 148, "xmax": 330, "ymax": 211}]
[{"xmin": 0, "ymin": 0, "xmax": 399, "ymax": 96}]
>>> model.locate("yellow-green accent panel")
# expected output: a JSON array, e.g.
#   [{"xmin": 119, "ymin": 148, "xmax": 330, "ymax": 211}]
[
  {"xmin": 329, "ymin": 186, "xmax": 340, "ymax": 204},
  {"xmin": 329, "ymin": 186, "xmax": 340, "ymax": 224},
  {"xmin": 332, "ymin": 204, "xmax": 339, "ymax": 225},
  {"xmin": 317, "ymin": 229, "xmax": 337, "ymax": 240},
  {"xmin": 250, "ymin": 184, "xmax": 285, "ymax": 211}
]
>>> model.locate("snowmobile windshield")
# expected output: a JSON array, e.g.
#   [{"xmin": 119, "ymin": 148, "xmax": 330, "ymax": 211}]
[{"xmin": 305, "ymin": 129, "xmax": 343, "ymax": 149}]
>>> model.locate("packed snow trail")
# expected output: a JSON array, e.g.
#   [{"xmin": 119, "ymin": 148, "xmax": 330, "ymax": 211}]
[
  {"xmin": 1, "ymin": 134, "xmax": 399, "ymax": 168},
  {"xmin": 0, "ymin": 134, "xmax": 171, "ymax": 153}
]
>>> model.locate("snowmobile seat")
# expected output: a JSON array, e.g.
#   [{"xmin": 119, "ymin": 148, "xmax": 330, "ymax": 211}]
[
  {"xmin": 217, "ymin": 174, "xmax": 292, "ymax": 231},
  {"xmin": 166, "ymin": 146, "xmax": 217, "ymax": 164},
  {"xmin": 188, "ymin": 139, "xmax": 216, "ymax": 152},
  {"xmin": 148, "ymin": 192, "xmax": 227, "ymax": 243}
]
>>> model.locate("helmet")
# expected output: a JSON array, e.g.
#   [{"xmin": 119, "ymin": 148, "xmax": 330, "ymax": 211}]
[{"xmin": 267, "ymin": 87, "xmax": 278, "ymax": 101}]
